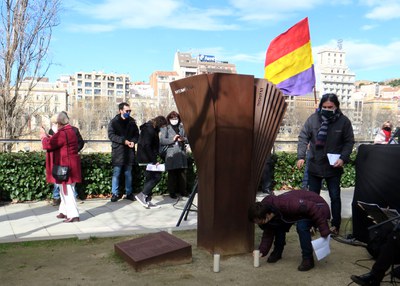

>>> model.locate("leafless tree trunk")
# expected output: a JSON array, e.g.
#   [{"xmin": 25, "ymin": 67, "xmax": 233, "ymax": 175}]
[{"xmin": 0, "ymin": 0, "xmax": 60, "ymax": 151}]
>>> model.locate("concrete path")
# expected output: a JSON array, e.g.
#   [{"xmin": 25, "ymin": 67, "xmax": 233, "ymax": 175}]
[{"xmin": 0, "ymin": 188, "xmax": 354, "ymax": 243}]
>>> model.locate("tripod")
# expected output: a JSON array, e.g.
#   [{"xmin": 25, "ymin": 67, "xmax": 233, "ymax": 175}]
[{"xmin": 176, "ymin": 178, "xmax": 198, "ymax": 227}]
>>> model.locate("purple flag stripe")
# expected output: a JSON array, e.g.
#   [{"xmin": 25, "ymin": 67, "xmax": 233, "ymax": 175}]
[{"xmin": 276, "ymin": 65, "xmax": 315, "ymax": 96}]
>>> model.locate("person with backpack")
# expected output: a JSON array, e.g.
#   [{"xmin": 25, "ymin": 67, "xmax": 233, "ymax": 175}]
[
  {"xmin": 159, "ymin": 111, "xmax": 188, "ymax": 199},
  {"xmin": 40, "ymin": 111, "xmax": 82, "ymax": 222},
  {"xmin": 49, "ymin": 112, "xmax": 84, "ymax": 205},
  {"xmin": 135, "ymin": 116, "xmax": 167, "ymax": 209}
]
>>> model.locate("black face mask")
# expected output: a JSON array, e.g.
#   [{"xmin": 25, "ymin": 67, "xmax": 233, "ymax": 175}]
[{"xmin": 383, "ymin": 127, "xmax": 391, "ymax": 132}]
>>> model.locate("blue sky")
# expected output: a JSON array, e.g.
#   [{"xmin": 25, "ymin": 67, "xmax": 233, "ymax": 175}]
[{"xmin": 47, "ymin": 0, "xmax": 400, "ymax": 83}]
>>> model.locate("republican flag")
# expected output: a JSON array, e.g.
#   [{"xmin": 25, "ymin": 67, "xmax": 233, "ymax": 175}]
[{"xmin": 264, "ymin": 17, "xmax": 315, "ymax": 96}]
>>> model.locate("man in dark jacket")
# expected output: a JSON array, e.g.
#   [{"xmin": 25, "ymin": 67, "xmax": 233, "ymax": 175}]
[
  {"xmin": 135, "ymin": 116, "xmax": 167, "ymax": 209},
  {"xmin": 108, "ymin": 102, "xmax": 139, "ymax": 202},
  {"xmin": 297, "ymin": 93, "xmax": 354, "ymax": 235},
  {"xmin": 248, "ymin": 190, "xmax": 331, "ymax": 271}
]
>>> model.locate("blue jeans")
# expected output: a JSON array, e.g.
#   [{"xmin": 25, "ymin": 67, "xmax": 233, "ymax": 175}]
[
  {"xmin": 296, "ymin": 219, "xmax": 313, "ymax": 259},
  {"xmin": 53, "ymin": 184, "xmax": 77, "ymax": 199},
  {"xmin": 308, "ymin": 174, "xmax": 341, "ymax": 229},
  {"xmin": 111, "ymin": 165, "xmax": 133, "ymax": 196},
  {"xmin": 142, "ymin": 170, "xmax": 162, "ymax": 199}
]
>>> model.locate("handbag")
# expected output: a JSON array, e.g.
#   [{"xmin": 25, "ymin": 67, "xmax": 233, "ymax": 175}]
[
  {"xmin": 52, "ymin": 130, "xmax": 70, "ymax": 181},
  {"xmin": 52, "ymin": 165, "xmax": 69, "ymax": 181}
]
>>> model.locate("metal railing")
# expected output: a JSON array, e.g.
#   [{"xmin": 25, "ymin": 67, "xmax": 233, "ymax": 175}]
[{"xmin": 0, "ymin": 139, "xmax": 374, "ymax": 153}]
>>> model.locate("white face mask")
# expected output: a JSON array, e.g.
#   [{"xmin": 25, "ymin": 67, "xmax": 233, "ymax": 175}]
[
  {"xmin": 170, "ymin": 119, "xmax": 179, "ymax": 125},
  {"xmin": 51, "ymin": 124, "xmax": 58, "ymax": 133}
]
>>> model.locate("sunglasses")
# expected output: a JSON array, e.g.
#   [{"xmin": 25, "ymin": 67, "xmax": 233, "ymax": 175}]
[{"xmin": 124, "ymin": 110, "xmax": 131, "ymax": 113}]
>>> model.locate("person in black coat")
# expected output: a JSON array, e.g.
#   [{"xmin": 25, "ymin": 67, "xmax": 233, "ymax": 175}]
[
  {"xmin": 297, "ymin": 93, "xmax": 354, "ymax": 235},
  {"xmin": 108, "ymin": 102, "xmax": 139, "ymax": 202},
  {"xmin": 135, "ymin": 115, "xmax": 167, "ymax": 209}
]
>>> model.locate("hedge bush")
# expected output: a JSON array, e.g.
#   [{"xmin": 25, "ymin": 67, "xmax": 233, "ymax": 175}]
[{"xmin": 0, "ymin": 151, "xmax": 355, "ymax": 202}]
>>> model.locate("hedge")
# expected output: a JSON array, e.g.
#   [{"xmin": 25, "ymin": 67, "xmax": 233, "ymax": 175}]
[{"xmin": 0, "ymin": 151, "xmax": 356, "ymax": 202}]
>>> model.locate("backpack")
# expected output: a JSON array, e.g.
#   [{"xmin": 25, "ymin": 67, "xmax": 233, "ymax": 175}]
[{"xmin": 72, "ymin": 126, "xmax": 85, "ymax": 152}]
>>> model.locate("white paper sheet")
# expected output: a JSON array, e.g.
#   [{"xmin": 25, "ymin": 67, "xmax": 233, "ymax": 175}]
[
  {"xmin": 311, "ymin": 235, "xmax": 331, "ymax": 261},
  {"xmin": 327, "ymin": 153, "xmax": 340, "ymax": 166},
  {"xmin": 146, "ymin": 164, "xmax": 165, "ymax": 172}
]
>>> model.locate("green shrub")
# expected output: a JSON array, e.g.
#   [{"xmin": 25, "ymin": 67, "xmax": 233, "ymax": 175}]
[{"xmin": 0, "ymin": 151, "xmax": 355, "ymax": 202}]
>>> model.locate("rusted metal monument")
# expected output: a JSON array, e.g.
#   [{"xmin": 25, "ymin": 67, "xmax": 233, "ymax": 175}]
[{"xmin": 170, "ymin": 73, "xmax": 287, "ymax": 255}]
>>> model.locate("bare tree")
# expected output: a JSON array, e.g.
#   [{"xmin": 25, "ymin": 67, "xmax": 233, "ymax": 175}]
[{"xmin": 0, "ymin": 0, "xmax": 60, "ymax": 151}]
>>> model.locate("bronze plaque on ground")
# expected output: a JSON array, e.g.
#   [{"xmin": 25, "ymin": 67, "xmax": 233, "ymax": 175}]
[{"xmin": 114, "ymin": 231, "xmax": 192, "ymax": 271}]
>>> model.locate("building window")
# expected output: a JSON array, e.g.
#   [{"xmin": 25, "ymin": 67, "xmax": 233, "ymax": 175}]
[
  {"xmin": 77, "ymin": 73, "xmax": 82, "ymax": 79},
  {"xmin": 108, "ymin": 83, "xmax": 114, "ymax": 88},
  {"xmin": 107, "ymin": 90, "xmax": 114, "ymax": 96},
  {"xmin": 116, "ymin": 84, "xmax": 123, "ymax": 89},
  {"xmin": 85, "ymin": 74, "xmax": 92, "ymax": 79},
  {"xmin": 85, "ymin": 89, "xmax": 92, "ymax": 95},
  {"xmin": 94, "ymin": 89, "xmax": 101, "ymax": 95},
  {"xmin": 94, "ymin": 82, "xmax": 101, "ymax": 87},
  {"xmin": 85, "ymin": 82, "xmax": 92, "ymax": 87},
  {"xmin": 77, "ymin": 81, "xmax": 82, "ymax": 87}
]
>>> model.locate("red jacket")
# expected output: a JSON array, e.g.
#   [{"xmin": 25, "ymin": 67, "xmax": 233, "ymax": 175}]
[{"xmin": 42, "ymin": 124, "xmax": 82, "ymax": 184}]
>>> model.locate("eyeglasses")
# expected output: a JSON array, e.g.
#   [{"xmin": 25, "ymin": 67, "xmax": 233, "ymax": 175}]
[{"xmin": 124, "ymin": 110, "xmax": 131, "ymax": 113}]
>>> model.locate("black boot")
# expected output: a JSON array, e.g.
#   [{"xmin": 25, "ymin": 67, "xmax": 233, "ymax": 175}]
[
  {"xmin": 267, "ymin": 249, "xmax": 282, "ymax": 263},
  {"xmin": 298, "ymin": 257, "xmax": 314, "ymax": 271},
  {"xmin": 350, "ymin": 273, "xmax": 380, "ymax": 286}
]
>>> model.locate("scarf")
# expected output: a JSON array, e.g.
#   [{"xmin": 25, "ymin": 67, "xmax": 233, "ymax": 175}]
[
  {"xmin": 315, "ymin": 112, "xmax": 341, "ymax": 147},
  {"xmin": 383, "ymin": 129, "xmax": 391, "ymax": 142}
]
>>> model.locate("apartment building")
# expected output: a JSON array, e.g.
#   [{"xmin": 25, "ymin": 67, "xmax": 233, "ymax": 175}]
[
  {"xmin": 20, "ymin": 77, "xmax": 68, "ymax": 129},
  {"xmin": 173, "ymin": 51, "xmax": 237, "ymax": 79},
  {"xmin": 315, "ymin": 47, "xmax": 356, "ymax": 109},
  {"xmin": 69, "ymin": 71, "xmax": 130, "ymax": 110}
]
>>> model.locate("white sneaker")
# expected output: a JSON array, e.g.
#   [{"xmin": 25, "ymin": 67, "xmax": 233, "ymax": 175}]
[
  {"xmin": 135, "ymin": 193, "xmax": 149, "ymax": 209},
  {"xmin": 147, "ymin": 201, "xmax": 161, "ymax": 209}
]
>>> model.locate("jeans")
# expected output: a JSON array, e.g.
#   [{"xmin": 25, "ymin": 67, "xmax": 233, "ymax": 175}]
[
  {"xmin": 142, "ymin": 170, "xmax": 162, "ymax": 199},
  {"xmin": 308, "ymin": 174, "xmax": 342, "ymax": 229},
  {"xmin": 296, "ymin": 219, "xmax": 313, "ymax": 259},
  {"xmin": 53, "ymin": 184, "xmax": 77, "ymax": 199},
  {"xmin": 111, "ymin": 165, "xmax": 133, "ymax": 196}
]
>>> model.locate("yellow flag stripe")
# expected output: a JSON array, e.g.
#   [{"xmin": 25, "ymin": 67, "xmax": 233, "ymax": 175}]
[{"xmin": 264, "ymin": 42, "xmax": 313, "ymax": 84}]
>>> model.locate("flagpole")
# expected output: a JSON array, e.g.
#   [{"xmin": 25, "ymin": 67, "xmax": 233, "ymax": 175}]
[{"xmin": 313, "ymin": 86, "xmax": 318, "ymax": 108}]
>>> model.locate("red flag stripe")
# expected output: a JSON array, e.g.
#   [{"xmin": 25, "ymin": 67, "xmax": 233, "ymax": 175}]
[{"xmin": 264, "ymin": 18, "xmax": 310, "ymax": 67}]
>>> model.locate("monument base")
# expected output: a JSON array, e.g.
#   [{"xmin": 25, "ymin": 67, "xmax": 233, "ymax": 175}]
[{"xmin": 114, "ymin": 231, "xmax": 192, "ymax": 271}]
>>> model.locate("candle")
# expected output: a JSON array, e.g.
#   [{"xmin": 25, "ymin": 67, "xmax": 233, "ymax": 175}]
[
  {"xmin": 253, "ymin": 250, "xmax": 260, "ymax": 267},
  {"xmin": 213, "ymin": 254, "xmax": 220, "ymax": 272}
]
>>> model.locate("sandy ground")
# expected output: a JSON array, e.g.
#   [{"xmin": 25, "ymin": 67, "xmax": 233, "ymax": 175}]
[{"xmin": 0, "ymin": 224, "xmax": 378, "ymax": 286}]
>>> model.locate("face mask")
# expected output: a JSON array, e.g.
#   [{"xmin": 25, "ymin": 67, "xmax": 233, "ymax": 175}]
[
  {"xmin": 51, "ymin": 124, "xmax": 58, "ymax": 133},
  {"xmin": 383, "ymin": 127, "xmax": 391, "ymax": 132},
  {"xmin": 122, "ymin": 112, "xmax": 130, "ymax": 119},
  {"xmin": 320, "ymin": 108, "xmax": 335, "ymax": 119},
  {"xmin": 170, "ymin": 119, "xmax": 179, "ymax": 125}
]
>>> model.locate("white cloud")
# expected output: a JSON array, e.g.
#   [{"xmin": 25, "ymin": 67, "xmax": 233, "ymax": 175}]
[
  {"xmin": 361, "ymin": 0, "xmax": 400, "ymax": 20},
  {"xmin": 361, "ymin": 24, "xmax": 377, "ymax": 30},
  {"xmin": 65, "ymin": 0, "xmax": 238, "ymax": 32},
  {"xmin": 314, "ymin": 39, "xmax": 400, "ymax": 72}
]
